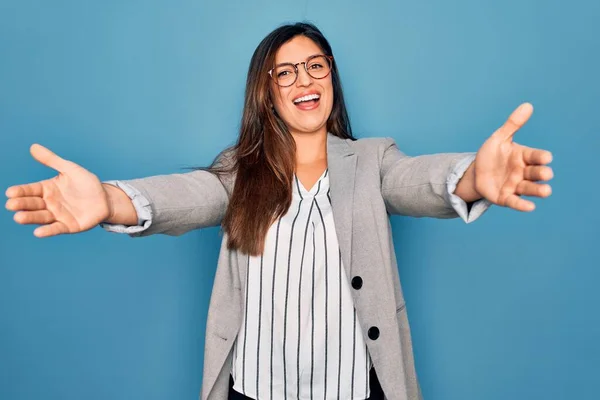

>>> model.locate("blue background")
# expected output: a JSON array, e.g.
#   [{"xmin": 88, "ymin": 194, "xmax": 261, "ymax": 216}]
[{"xmin": 1, "ymin": 0, "xmax": 598, "ymax": 399}]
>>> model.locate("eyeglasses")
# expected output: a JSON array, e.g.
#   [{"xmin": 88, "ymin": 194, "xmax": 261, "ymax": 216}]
[{"xmin": 268, "ymin": 54, "xmax": 334, "ymax": 87}]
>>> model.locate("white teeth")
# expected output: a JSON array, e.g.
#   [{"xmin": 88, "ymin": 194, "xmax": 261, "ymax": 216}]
[{"xmin": 293, "ymin": 94, "xmax": 320, "ymax": 104}]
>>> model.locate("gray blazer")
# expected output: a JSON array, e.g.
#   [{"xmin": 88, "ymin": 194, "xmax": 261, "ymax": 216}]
[{"xmin": 117, "ymin": 134, "xmax": 487, "ymax": 400}]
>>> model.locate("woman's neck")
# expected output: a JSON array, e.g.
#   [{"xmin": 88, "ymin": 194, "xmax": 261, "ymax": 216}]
[{"xmin": 292, "ymin": 129, "xmax": 328, "ymax": 166}]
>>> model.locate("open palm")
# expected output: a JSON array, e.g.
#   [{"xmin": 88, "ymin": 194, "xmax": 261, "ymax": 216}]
[
  {"xmin": 5, "ymin": 144, "xmax": 111, "ymax": 237},
  {"xmin": 474, "ymin": 103, "xmax": 554, "ymax": 211}
]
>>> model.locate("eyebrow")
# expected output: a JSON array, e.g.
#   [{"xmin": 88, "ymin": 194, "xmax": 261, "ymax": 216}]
[{"xmin": 274, "ymin": 54, "xmax": 324, "ymax": 68}]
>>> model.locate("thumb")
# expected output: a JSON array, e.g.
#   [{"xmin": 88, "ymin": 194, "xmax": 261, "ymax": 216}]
[
  {"xmin": 30, "ymin": 144, "xmax": 77, "ymax": 173},
  {"xmin": 493, "ymin": 102, "xmax": 534, "ymax": 141}
]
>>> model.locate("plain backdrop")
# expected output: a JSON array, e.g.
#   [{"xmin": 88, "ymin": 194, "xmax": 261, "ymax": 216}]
[{"xmin": 1, "ymin": 0, "xmax": 598, "ymax": 399}]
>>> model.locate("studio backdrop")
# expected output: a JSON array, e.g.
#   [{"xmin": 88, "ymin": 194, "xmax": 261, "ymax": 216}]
[{"xmin": 1, "ymin": 1, "xmax": 598, "ymax": 399}]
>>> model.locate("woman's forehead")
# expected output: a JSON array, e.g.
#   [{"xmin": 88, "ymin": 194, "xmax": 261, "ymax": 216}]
[{"xmin": 275, "ymin": 36, "xmax": 323, "ymax": 64}]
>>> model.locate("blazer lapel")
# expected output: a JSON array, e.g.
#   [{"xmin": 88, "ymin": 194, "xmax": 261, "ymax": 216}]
[{"xmin": 327, "ymin": 133, "xmax": 357, "ymax": 281}]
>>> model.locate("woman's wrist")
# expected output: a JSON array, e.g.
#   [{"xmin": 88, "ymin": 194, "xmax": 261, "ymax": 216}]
[
  {"xmin": 102, "ymin": 183, "xmax": 138, "ymax": 226},
  {"xmin": 453, "ymin": 162, "xmax": 482, "ymax": 203}
]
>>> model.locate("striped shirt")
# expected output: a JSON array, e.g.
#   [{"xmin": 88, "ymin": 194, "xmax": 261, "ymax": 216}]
[{"xmin": 230, "ymin": 169, "xmax": 372, "ymax": 400}]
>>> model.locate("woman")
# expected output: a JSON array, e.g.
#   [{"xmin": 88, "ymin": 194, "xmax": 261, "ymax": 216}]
[{"xmin": 5, "ymin": 22, "xmax": 553, "ymax": 400}]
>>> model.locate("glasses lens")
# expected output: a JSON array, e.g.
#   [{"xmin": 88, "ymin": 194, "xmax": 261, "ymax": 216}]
[
  {"xmin": 273, "ymin": 64, "xmax": 296, "ymax": 87},
  {"xmin": 306, "ymin": 55, "xmax": 331, "ymax": 79}
]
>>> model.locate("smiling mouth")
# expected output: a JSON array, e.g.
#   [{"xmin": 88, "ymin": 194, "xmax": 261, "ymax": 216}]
[{"xmin": 293, "ymin": 93, "xmax": 320, "ymax": 110}]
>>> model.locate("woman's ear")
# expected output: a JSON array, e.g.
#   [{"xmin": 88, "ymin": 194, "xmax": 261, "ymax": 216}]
[{"xmin": 267, "ymin": 95, "xmax": 275, "ymax": 112}]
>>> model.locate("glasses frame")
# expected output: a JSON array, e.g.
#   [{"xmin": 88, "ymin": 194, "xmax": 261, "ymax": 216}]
[{"xmin": 268, "ymin": 54, "xmax": 334, "ymax": 87}]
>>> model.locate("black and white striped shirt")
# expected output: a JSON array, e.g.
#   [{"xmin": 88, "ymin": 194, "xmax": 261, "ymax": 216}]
[{"xmin": 231, "ymin": 169, "xmax": 372, "ymax": 400}]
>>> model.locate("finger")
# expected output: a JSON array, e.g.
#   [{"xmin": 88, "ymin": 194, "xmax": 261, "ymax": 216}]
[
  {"xmin": 493, "ymin": 102, "xmax": 534, "ymax": 141},
  {"xmin": 14, "ymin": 210, "xmax": 55, "ymax": 225},
  {"xmin": 6, "ymin": 197, "xmax": 46, "ymax": 211},
  {"xmin": 522, "ymin": 147, "xmax": 553, "ymax": 165},
  {"xmin": 5, "ymin": 182, "xmax": 43, "ymax": 198},
  {"xmin": 34, "ymin": 221, "xmax": 70, "ymax": 238},
  {"xmin": 516, "ymin": 181, "xmax": 552, "ymax": 197},
  {"xmin": 523, "ymin": 165, "xmax": 554, "ymax": 181},
  {"xmin": 504, "ymin": 194, "xmax": 536, "ymax": 212},
  {"xmin": 30, "ymin": 143, "xmax": 77, "ymax": 173}
]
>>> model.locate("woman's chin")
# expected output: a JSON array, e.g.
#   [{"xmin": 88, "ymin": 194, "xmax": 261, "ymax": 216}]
[
  {"xmin": 286, "ymin": 120, "xmax": 328, "ymax": 135},
  {"xmin": 289, "ymin": 126, "xmax": 328, "ymax": 136}
]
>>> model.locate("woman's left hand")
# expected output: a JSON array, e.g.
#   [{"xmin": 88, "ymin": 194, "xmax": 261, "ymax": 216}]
[
  {"xmin": 471, "ymin": 102, "xmax": 554, "ymax": 211},
  {"xmin": 455, "ymin": 102, "xmax": 554, "ymax": 211}
]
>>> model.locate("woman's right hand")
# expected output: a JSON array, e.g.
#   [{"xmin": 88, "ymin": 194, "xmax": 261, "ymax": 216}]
[{"xmin": 5, "ymin": 144, "xmax": 113, "ymax": 237}]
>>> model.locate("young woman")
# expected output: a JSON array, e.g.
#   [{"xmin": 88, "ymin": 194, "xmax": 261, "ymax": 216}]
[{"xmin": 5, "ymin": 22, "xmax": 553, "ymax": 400}]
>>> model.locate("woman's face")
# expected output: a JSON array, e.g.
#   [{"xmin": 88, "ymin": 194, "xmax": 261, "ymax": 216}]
[{"xmin": 270, "ymin": 36, "xmax": 334, "ymax": 137}]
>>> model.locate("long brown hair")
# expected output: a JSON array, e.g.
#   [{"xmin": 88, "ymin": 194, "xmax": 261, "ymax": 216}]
[{"xmin": 213, "ymin": 22, "xmax": 355, "ymax": 256}]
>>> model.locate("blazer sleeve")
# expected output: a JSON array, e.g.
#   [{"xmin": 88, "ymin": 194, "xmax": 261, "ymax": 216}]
[
  {"xmin": 380, "ymin": 137, "xmax": 481, "ymax": 219},
  {"xmin": 102, "ymin": 151, "xmax": 234, "ymax": 237}
]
